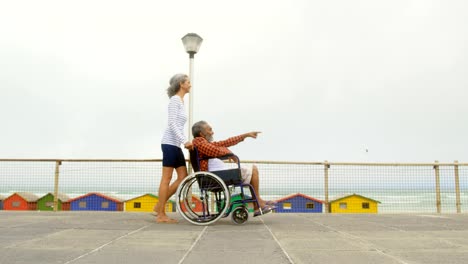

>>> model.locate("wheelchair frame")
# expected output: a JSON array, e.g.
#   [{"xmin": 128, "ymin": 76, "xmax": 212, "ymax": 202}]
[{"xmin": 175, "ymin": 147, "xmax": 261, "ymax": 225}]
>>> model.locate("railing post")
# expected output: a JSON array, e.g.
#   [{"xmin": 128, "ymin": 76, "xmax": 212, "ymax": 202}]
[
  {"xmin": 434, "ymin": 160, "xmax": 441, "ymax": 213},
  {"xmin": 53, "ymin": 160, "xmax": 62, "ymax": 212},
  {"xmin": 454, "ymin": 160, "xmax": 461, "ymax": 213},
  {"xmin": 324, "ymin": 160, "xmax": 329, "ymax": 213}
]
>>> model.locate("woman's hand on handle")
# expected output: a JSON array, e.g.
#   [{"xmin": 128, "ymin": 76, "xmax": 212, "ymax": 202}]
[{"xmin": 184, "ymin": 142, "xmax": 193, "ymax": 150}]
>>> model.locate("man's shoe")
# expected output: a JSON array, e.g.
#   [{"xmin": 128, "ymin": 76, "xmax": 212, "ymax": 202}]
[{"xmin": 254, "ymin": 205, "xmax": 275, "ymax": 217}]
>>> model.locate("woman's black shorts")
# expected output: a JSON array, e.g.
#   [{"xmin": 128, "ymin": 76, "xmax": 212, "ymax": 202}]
[{"xmin": 161, "ymin": 144, "xmax": 186, "ymax": 168}]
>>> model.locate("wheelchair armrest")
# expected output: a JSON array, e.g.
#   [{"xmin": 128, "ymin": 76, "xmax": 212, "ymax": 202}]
[
  {"xmin": 199, "ymin": 153, "xmax": 236, "ymax": 160},
  {"xmin": 200, "ymin": 153, "xmax": 241, "ymax": 167},
  {"xmin": 218, "ymin": 153, "xmax": 239, "ymax": 161}
]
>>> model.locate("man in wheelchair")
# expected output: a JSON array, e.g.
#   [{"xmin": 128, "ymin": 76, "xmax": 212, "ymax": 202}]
[{"xmin": 191, "ymin": 120, "xmax": 277, "ymax": 216}]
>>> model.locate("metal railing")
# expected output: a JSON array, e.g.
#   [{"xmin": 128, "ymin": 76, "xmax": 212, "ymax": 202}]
[{"xmin": 0, "ymin": 159, "xmax": 466, "ymax": 213}]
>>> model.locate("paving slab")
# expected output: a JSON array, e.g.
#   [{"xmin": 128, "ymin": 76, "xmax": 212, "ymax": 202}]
[{"xmin": 1, "ymin": 211, "xmax": 468, "ymax": 264}]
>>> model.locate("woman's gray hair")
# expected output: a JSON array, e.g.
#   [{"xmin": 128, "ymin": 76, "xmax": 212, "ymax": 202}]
[
  {"xmin": 192, "ymin": 120, "xmax": 208, "ymax": 137},
  {"xmin": 167, "ymin": 73, "xmax": 188, "ymax": 98}
]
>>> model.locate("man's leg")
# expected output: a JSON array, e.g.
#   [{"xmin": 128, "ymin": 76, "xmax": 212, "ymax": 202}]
[{"xmin": 249, "ymin": 165, "xmax": 267, "ymax": 209}]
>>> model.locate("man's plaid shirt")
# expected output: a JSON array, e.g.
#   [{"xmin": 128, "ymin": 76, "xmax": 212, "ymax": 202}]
[{"xmin": 192, "ymin": 135, "xmax": 245, "ymax": 172}]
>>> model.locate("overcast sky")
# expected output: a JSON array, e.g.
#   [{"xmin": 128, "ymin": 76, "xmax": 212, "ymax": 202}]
[{"xmin": 1, "ymin": 0, "xmax": 467, "ymax": 163}]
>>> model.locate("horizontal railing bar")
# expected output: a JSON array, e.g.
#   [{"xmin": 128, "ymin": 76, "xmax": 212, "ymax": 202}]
[
  {"xmin": 326, "ymin": 162, "xmax": 468, "ymax": 166},
  {"xmin": 0, "ymin": 159, "xmax": 466, "ymax": 166},
  {"xmin": 0, "ymin": 159, "xmax": 163, "ymax": 162},
  {"xmin": 242, "ymin": 161, "xmax": 468, "ymax": 166},
  {"xmin": 240, "ymin": 160, "xmax": 324, "ymax": 165},
  {"xmin": 241, "ymin": 161, "xmax": 465, "ymax": 166}
]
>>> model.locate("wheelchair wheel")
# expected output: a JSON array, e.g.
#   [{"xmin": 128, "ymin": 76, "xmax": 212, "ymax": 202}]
[
  {"xmin": 176, "ymin": 171, "xmax": 230, "ymax": 226},
  {"xmin": 231, "ymin": 206, "xmax": 249, "ymax": 225}
]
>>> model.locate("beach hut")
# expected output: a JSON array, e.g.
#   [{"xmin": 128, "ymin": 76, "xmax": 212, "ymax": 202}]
[
  {"xmin": 230, "ymin": 193, "xmax": 254, "ymax": 212},
  {"xmin": 124, "ymin": 194, "xmax": 175, "ymax": 212},
  {"xmin": 3, "ymin": 192, "xmax": 39, "ymax": 210},
  {"xmin": 179, "ymin": 195, "xmax": 203, "ymax": 213},
  {"xmin": 0, "ymin": 195, "xmax": 4, "ymax": 210},
  {"xmin": 275, "ymin": 193, "xmax": 324, "ymax": 213},
  {"xmin": 36, "ymin": 193, "xmax": 70, "ymax": 211},
  {"xmin": 67, "ymin": 193, "xmax": 123, "ymax": 211},
  {"xmin": 329, "ymin": 193, "xmax": 380, "ymax": 213}
]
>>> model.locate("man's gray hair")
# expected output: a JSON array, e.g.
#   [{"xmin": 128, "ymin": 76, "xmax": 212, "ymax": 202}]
[
  {"xmin": 167, "ymin": 73, "xmax": 188, "ymax": 98},
  {"xmin": 192, "ymin": 120, "xmax": 208, "ymax": 137}
]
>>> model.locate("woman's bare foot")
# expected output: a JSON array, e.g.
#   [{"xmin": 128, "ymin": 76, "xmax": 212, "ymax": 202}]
[{"xmin": 156, "ymin": 215, "xmax": 178, "ymax": 224}]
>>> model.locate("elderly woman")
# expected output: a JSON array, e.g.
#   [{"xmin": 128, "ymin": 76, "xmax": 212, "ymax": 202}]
[{"xmin": 155, "ymin": 73, "xmax": 192, "ymax": 223}]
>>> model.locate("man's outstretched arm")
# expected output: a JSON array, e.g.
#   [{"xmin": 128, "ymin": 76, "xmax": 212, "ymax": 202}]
[{"xmin": 213, "ymin": 132, "xmax": 261, "ymax": 148}]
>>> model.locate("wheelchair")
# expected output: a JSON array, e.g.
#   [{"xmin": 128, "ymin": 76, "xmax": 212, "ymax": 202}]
[{"xmin": 175, "ymin": 148, "xmax": 261, "ymax": 225}]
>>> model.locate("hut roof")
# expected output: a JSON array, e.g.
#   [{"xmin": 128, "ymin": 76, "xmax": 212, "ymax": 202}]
[
  {"xmin": 68, "ymin": 192, "xmax": 123, "ymax": 203},
  {"xmin": 9, "ymin": 192, "xmax": 39, "ymax": 202},
  {"xmin": 191, "ymin": 194, "xmax": 202, "ymax": 202},
  {"xmin": 276, "ymin": 193, "xmax": 324, "ymax": 203},
  {"xmin": 329, "ymin": 193, "xmax": 381, "ymax": 204},
  {"xmin": 125, "ymin": 193, "xmax": 158, "ymax": 202},
  {"xmin": 40, "ymin": 193, "xmax": 71, "ymax": 202}
]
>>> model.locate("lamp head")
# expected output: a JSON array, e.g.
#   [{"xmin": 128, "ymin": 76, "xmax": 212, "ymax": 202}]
[{"xmin": 182, "ymin": 33, "xmax": 203, "ymax": 56}]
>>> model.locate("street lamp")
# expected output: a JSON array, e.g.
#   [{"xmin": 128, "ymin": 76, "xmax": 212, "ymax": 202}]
[
  {"xmin": 181, "ymin": 33, "xmax": 203, "ymax": 141},
  {"xmin": 182, "ymin": 33, "xmax": 203, "ymax": 173}
]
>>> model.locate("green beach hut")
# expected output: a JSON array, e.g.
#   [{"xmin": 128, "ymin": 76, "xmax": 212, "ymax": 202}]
[
  {"xmin": 231, "ymin": 193, "xmax": 254, "ymax": 212},
  {"xmin": 37, "ymin": 193, "xmax": 70, "ymax": 211}
]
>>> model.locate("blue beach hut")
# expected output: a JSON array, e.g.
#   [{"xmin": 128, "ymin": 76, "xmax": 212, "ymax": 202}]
[
  {"xmin": 275, "ymin": 193, "xmax": 324, "ymax": 213},
  {"xmin": 67, "ymin": 193, "xmax": 123, "ymax": 211},
  {"xmin": 0, "ymin": 195, "xmax": 4, "ymax": 210}
]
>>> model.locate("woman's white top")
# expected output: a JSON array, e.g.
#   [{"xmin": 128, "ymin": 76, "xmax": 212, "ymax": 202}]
[{"xmin": 161, "ymin": 96, "xmax": 187, "ymax": 147}]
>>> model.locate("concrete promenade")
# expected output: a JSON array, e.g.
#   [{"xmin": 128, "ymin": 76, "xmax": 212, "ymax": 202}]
[{"xmin": 1, "ymin": 212, "xmax": 468, "ymax": 264}]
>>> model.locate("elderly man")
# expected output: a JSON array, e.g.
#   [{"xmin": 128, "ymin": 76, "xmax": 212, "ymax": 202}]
[{"xmin": 191, "ymin": 120, "xmax": 276, "ymax": 216}]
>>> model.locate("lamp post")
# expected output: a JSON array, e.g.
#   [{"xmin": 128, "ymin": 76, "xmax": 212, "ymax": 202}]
[{"xmin": 181, "ymin": 33, "xmax": 203, "ymax": 173}]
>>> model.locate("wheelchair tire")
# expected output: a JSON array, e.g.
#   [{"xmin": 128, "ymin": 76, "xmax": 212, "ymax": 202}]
[
  {"xmin": 176, "ymin": 171, "xmax": 230, "ymax": 226},
  {"xmin": 231, "ymin": 206, "xmax": 249, "ymax": 225}
]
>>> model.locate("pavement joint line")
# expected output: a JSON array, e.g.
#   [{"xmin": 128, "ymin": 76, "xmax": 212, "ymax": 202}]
[
  {"xmin": 6, "ymin": 220, "xmax": 50, "ymax": 228},
  {"xmin": 177, "ymin": 226, "xmax": 207, "ymax": 264},
  {"xmin": 260, "ymin": 218, "xmax": 295, "ymax": 264},
  {"xmin": 317, "ymin": 215, "xmax": 468, "ymax": 252},
  {"xmin": 434, "ymin": 237, "xmax": 468, "ymax": 249},
  {"xmin": 418, "ymin": 214, "xmax": 450, "ymax": 219},
  {"xmin": 301, "ymin": 216, "xmax": 410, "ymax": 264},
  {"xmin": 5, "ymin": 228, "xmax": 70, "ymax": 249},
  {"xmin": 63, "ymin": 225, "xmax": 149, "ymax": 264},
  {"xmin": 345, "ymin": 215, "xmax": 406, "ymax": 232}
]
